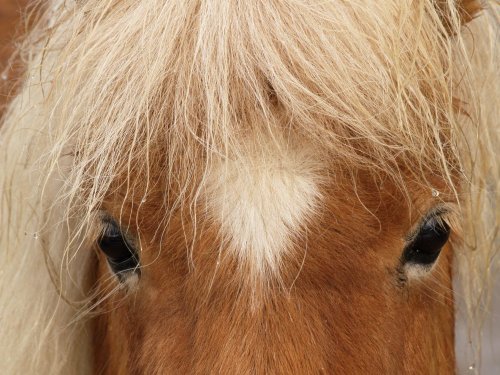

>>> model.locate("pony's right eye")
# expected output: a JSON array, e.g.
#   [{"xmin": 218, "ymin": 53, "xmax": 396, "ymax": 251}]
[{"xmin": 97, "ymin": 218, "xmax": 140, "ymax": 279}]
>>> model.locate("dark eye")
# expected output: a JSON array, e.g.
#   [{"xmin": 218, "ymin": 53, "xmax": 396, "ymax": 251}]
[
  {"xmin": 97, "ymin": 218, "xmax": 140, "ymax": 279},
  {"xmin": 402, "ymin": 216, "xmax": 450, "ymax": 266}
]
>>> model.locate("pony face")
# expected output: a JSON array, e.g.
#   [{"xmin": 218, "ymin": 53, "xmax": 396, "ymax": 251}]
[
  {"xmin": 1, "ymin": 0, "xmax": 496, "ymax": 374},
  {"xmin": 92, "ymin": 158, "xmax": 457, "ymax": 373}
]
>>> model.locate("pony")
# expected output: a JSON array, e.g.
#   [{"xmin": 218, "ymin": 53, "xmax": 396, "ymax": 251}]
[{"xmin": 0, "ymin": 0, "xmax": 497, "ymax": 373}]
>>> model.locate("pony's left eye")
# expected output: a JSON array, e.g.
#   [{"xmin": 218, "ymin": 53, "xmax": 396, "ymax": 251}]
[
  {"xmin": 97, "ymin": 218, "xmax": 140, "ymax": 279},
  {"xmin": 402, "ymin": 216, "xmax": 450, "ymax": 266}
]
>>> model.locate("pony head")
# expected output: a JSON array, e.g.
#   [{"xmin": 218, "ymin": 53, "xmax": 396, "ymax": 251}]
[{"xmin": 0, "ymin": 0, "xmax": 497, "ymax": 373}]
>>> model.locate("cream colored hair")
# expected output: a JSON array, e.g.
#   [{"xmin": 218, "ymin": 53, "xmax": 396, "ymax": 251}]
[{"xmin": 0, "ymin": 0, "xmax": 497, "ymax": 373}]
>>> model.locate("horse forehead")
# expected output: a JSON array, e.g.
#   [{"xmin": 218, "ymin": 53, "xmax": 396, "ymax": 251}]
[{"xmin": 203, "ymin": 141, "xmax": 322, "ymax": 276}]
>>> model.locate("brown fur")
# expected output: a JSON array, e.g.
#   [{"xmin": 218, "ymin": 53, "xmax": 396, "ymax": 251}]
[
  {"xmin": 437, "ymin": 0, "xmax": 483, "ymax": 31},
  {"xmin": 0, "ymin": 0, "xmax": 30, "ymax": 114},
  {"xmin": 94, "ymin": 169, "xmax": 456, "ymax": 374}
]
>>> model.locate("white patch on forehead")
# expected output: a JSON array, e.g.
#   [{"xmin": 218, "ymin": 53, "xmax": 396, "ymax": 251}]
[{"xmin": 205, "ymin": 140, "xmax": 322, "ymax": 276}]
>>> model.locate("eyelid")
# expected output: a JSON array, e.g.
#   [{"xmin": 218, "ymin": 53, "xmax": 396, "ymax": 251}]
[
  {"xmin": 404, "ymin": 205, "xmax": 453, "ymax": 243},
  {"xmin": 101, "ymin": 219, "xmax": 122, "ymax": 237},
  {"xmin": 99, "ymin": 214, "xmax": 139, "ymax": 251}
]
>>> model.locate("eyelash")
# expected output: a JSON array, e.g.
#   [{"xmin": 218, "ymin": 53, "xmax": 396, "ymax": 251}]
[{"xmin": 404, "ymin": 206, "xmax": 452, "ymax": 243}]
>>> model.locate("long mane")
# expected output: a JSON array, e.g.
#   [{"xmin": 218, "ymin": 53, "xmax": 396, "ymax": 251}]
[{"xmin": 0, "ymin": 1, "xmax": 497, "ymax": 373}]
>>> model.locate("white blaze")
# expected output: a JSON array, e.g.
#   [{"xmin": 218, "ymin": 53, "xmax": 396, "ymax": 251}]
[{"xmin": 205, "ymin": 141, "xmax": 322, "ymax": 276}]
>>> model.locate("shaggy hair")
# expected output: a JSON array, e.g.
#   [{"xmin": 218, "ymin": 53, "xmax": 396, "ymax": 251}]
[{"xmin": 0, "ymin": 0, "xmax": 497, "ymax": 373}]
